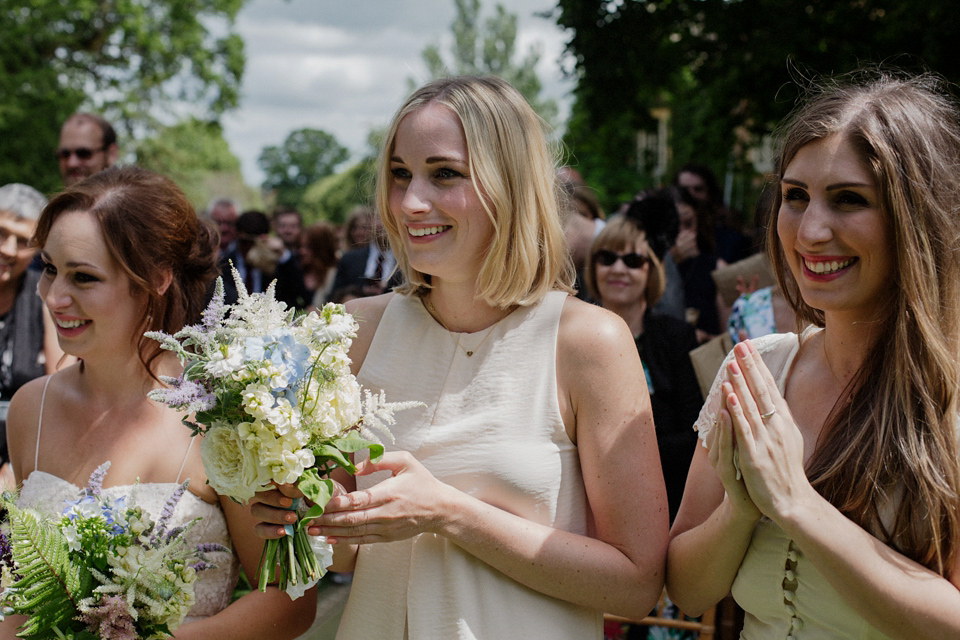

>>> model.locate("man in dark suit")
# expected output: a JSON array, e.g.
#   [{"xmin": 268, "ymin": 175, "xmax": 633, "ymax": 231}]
[
  {"xmin": 328, "ymin": 217, "xmax": 401, "ymax": 302},
  {"xmin": 221, "ymin": 210, "xmax": 309, "ymax": 310}
]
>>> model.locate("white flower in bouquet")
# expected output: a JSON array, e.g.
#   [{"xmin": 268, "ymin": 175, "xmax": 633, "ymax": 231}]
[
  {"xmin": 201, "ymin": 425, "xmax": 273, "ymax": 502},
  {"xmin": 146, "ymin": 269, "xmax": 420, "ymax": 598}
]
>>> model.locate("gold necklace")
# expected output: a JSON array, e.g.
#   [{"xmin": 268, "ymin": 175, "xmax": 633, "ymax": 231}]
[{"xmin": 424, "ymin": 295, "xmax": 510, "ymax": 357}]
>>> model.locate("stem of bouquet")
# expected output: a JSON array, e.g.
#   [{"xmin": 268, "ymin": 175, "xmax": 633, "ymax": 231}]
[{"xmin": 256, "ymin": 488, "xmax": 330, "ymax": 596}]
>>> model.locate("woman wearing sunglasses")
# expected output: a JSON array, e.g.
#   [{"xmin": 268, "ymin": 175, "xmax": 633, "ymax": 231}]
[{"xmin": 585, "ymin": 215, "xmax": 702, "ymax": 522}]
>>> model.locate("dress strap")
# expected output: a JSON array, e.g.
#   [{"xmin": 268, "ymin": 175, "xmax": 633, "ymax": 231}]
[
  {"xmin": 175, "ymin": 436, "xmax": 195, "ymax": 485},
  {"xmin": 35, "ymin": 375, "xmax": 53, "ymax": 470}
]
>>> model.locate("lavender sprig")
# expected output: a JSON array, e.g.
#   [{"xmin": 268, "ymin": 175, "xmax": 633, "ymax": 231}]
[
  {"xmin": 151, "ymin": 481, "xmax": 188, "ymax": 545},
  {"xmin": 86, "ymin": 461, "xmax": 111, "ymax": 499}
]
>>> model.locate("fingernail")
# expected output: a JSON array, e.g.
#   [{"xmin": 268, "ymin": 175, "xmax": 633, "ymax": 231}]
[
  {"xmin": 729, "ymin": 362, "xmax": 741, "ymax": 375},
  {"xmin": 735, "ymin": 343, "xmax": 748, "ymax": 357},
  {"xmin": 280, "ymin": 497, "xmax": 293, "ymax": 508},
  {"xmin": 286, "ymin": 512, "xmax": 296, "ymax": 523}
]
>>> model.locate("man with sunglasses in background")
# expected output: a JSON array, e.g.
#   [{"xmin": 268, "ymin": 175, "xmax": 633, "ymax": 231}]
[{"xmin": 56, "ymin": 113, "xmax": 118, "ymax": 187}]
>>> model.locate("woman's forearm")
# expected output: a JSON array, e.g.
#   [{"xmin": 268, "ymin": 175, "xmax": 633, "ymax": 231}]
[
  {"xmin": 434, "ymin": 483, "xmax": 665, "ymax": 620},
  {"xmin": 667, "ymin": 496, "xmax": 758, "ymax": 616}
]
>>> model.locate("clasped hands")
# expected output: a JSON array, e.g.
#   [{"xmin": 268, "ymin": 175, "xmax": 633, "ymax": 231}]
[
  {"xmin": 250, "ymin": 451, "xmax": 451, "ymax": 545},
  {"xmin": 706, "ymin": 339, "xmax": 813, "ymax": 524}
]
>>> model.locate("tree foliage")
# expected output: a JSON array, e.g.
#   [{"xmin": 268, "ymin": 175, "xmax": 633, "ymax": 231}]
[
  {"xmin": 0, "ymin": 0, "xmax": 247, "ymax": 192},
  {"xmin": 258, "ymin": 128, "xmax": 350, "ymax": 208},
  {"xmin": 136, "ymin": 117, "xmax": 258, "ymax": 212},
  {"xmin": 300, "ymin": 158, "xmax": 377, "ymax": 226},
  {"xmin": 300, "ymin": 130, "xmax": 382, "ymax": 225},
  {"xmin": 421, "ymin": 0, "xmax": 558, "ymax": 125},
  {"xmin": 555, "ymin": 0, "xmax": 960, "ymax": 213}
]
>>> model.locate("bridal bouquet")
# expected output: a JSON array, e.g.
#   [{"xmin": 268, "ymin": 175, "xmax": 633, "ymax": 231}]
[
  {"xmin": 0, "ymin": 463, "xmax": 222, "ymax": 640},
  {"xmin": 146, "ymin": 270, "xmax": 417, "ymax": 598}
]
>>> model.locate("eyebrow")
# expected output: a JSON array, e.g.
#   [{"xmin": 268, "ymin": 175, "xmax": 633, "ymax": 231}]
[
  {"xmin": 389, "ymin": 154, "xmax": 465, "ymax": 164},
  {"xmin": 39, "ymin": 251, "xmax": 99, "ymax": 269},
  {"xmin": 781, "ymin": 178, "xmax": 873, "ymax": 190}
]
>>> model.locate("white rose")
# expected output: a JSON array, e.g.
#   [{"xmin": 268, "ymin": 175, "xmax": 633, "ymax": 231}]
[{"xmin": 201, "ymin": 426, "xmax": 271, "ymax": 501}]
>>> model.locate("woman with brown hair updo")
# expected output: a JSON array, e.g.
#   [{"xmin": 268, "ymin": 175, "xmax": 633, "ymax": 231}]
[
  {"xmin": 2, "ymin": 166, "xmax": 316, "ymax": 639},
  {"xmin": 668, "ymin": 72, "xmax": 960, "ymax": 639}
]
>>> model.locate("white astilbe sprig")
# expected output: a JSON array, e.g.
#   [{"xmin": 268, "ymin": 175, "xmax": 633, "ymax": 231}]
[
  {"xmin": 221, "ymin": 268, "xmax": 295, "ymax": 339},
  {"xmin": 357, "ymin": 389, "xmax": 422, "ymax": 444}
]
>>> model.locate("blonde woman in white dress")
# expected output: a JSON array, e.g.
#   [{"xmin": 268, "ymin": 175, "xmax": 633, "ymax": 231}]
[{"xmin": 253, "ymin": 76, "xmax": 669, "ymax": 640}]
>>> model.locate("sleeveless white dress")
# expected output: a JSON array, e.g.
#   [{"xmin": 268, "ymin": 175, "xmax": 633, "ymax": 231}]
[
  {"xmin": 336, "ymin": 292, "xmax": 601, "ymax": 640},
  {"xmin": 17, "ymin": 378, "xmax": 240, "ymax": 623}
]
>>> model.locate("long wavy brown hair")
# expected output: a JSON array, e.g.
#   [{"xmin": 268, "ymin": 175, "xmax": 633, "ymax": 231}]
[{"xmin": 767, "ymin": 71, "xmax": 960, "ymax": 576}]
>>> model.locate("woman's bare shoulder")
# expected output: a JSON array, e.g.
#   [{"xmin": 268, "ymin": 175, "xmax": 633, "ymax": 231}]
[{"xmin": 557, "ymin": 295, "xmax": 635, "ymax": 359}]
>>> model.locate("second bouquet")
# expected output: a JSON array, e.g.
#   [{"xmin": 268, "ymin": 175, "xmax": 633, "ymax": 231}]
[{"xmin": 147, "ymin": 270, "xmax": 416, "ymax": 599}]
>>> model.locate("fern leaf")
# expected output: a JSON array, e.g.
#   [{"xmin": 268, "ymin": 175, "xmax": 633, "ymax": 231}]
[{"xmin": 5, "ymin": 506, "xmax": 94, "ymax": 639}]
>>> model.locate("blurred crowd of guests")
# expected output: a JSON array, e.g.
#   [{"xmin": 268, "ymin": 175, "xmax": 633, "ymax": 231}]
[
  {"xmin": 5, "ymin": 107, "xmax": 784, "ymax": 531},
  {"xmin": 203, "ymin": 199, "xmax": 400, "ymax": 312}
]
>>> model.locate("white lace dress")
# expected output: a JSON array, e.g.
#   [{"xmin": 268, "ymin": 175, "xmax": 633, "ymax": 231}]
[{"xmin": 17, "ymin": 471, "xmax": 240, "ymax": 623}]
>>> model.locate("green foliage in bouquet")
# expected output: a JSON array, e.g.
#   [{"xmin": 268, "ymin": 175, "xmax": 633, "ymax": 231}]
[
  {"xmin": 1, "ymin": 503, "xmax": 95, "ymax": 639},
  {"xmin": 0, "ymin": 464, "xmax": 225, "ymax": 640}
]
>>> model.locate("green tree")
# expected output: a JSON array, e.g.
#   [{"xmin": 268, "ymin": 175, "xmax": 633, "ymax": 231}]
[
  {"xmin": 258, "ymin": 129, "xmax": 350, "ymax": 208},
  {"xmin": 421, "ymin": 0, "xmax": 558, "ymax": 125},
  {"xmin": 0, "ymin": 0, "xmax": 247, "ymax": 193},
  {"xmin": 555, "ymin": 0, "xmax": 960, "ymax": 215},
  {"xmin": 136, "ymin": 117, "xmax": 258, "ymax": 212},
  {"xmin": 300, "ymin": 130, "xmax": 382, "ymax": 225}
]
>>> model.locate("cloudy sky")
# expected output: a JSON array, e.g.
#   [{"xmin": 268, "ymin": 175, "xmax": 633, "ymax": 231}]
[{"xmin": 220, "ymin": 0, "xmax": 576, "ymax": 186}]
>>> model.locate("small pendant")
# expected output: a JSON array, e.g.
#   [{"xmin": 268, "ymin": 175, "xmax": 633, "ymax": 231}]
[{"xmin": 466, "ymin": 351, "xmax": 474, "ymax": 357}]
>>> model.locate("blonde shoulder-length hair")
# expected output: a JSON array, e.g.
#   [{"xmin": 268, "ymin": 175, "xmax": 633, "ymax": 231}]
[
  {"xmin": 376, "ymin": 76, "xmax": 575, "ymax": 307},
  {"xmin": 767, "ymin": 70, "xmax": 960, "ymax": 576}
]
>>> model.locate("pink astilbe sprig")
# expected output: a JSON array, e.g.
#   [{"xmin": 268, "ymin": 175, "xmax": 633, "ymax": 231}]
[{"xmin": 79, "ymin": 594, "xmax": 138, "ymax": 640}]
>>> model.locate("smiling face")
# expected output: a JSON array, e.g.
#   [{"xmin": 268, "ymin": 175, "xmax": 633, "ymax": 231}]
[
  {"xmin": 0, "ymin": 213, "xmax": 37, "ymax": 288},
  {"xmin": 777, "ymin": 134, "xmax": 892, "ymax": 324},
  {"xmin": 594, "ymin": 237, "xmax": 651, "ymax": 311},
  {"xmin": 387, "ymin": 102, "xmax": 494, "ymax": 286},
  {"xmin": 38, "ymin": 210, "xmax": 147, "ymax": 360}
]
